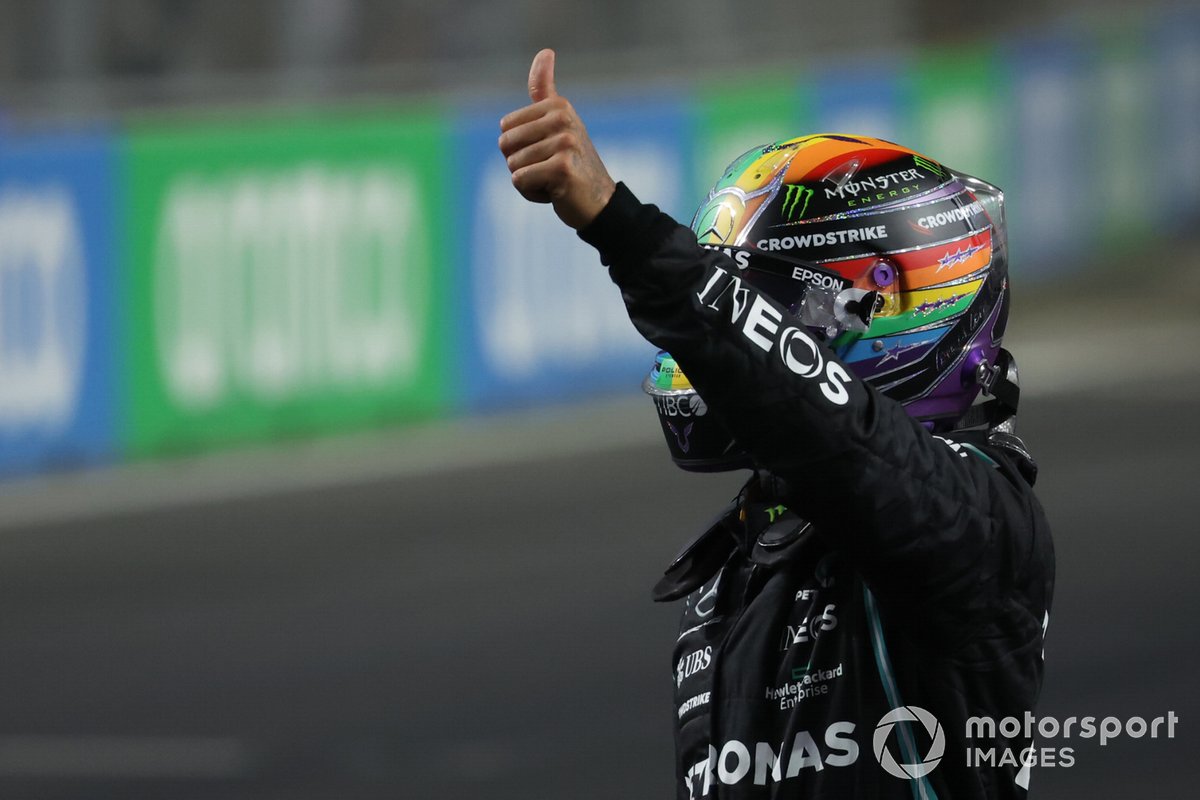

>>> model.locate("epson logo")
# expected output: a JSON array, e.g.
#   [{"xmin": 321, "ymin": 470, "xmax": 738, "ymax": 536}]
[
  {"xmin": 756, "ymin": 226, "xmax": 888, "ymax": 253},
  {"xmin": 684, "ymin": 723, "xmax": 860, "ymax": 798},
  {"xmin": 695, "ymin": 267, "xmax": 853, "ymax": 406},
  {"xmin": 789, "ymin": 266, "xmax": 847, "ymax": 290}
]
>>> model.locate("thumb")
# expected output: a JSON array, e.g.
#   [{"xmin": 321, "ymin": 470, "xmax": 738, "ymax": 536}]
[{"xmin": 528, "ymin": 48, "xmax": 558, "ymax": 102}]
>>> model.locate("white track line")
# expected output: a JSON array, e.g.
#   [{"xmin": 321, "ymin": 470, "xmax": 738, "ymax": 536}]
[
  {"xmin": 0, "ymin": 735, "xmax": 249, "ymax": 779},
  {"xmin": 0, "ymin": 317, "xmax": 1195, "ymax": 531},
  {"xmin": 0, "ymin": 396, "xmax": 659, "ymax": 530}
]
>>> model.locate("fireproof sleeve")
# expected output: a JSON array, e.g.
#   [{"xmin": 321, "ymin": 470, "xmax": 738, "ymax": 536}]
[{"xmin": 580, "ymin": 183, "xmax": 1051, "ymax": 646}]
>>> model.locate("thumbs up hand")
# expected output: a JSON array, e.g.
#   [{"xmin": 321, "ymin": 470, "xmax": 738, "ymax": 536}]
[{"xmin": 499, "ymin": 49, "xmax": 616, "ymax": 230}]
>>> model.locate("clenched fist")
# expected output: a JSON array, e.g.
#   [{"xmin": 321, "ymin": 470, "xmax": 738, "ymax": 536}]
[{"xmin": 499, "ymin": 49, "xmax": 617, "ymax": 230}]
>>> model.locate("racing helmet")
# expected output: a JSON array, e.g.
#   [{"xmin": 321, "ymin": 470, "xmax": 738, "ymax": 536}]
[{"xmin": 645, "ymin": 134, "xmax": 1019, "ymax": 472}]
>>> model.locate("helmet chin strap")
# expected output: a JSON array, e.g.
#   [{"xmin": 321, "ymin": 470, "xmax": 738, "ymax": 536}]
[{"xmin": 958, "ymin": 348, "xmax": 1021, "ymax": 432}]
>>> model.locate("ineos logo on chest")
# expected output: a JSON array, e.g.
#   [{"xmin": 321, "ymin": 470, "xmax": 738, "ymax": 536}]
[{"xmin": 780, "ymin": 603, "xmax": 839, "ymax": 650}]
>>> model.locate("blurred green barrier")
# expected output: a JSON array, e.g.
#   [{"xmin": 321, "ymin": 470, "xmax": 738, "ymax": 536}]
[
  {"xmin": 1091, "ymin": 21, "xmax": 1157, "ymax": 246},
  {"xmin": 122, "ymin": 111, "xmax": 451, "ymax": 455},
  {"xmin": 691, "ymin": 72, "xmax": 811, "ymax": 204},
  {"xmin": 906, "ymin": 45, "xmax": 1008, "ymax": 189}
]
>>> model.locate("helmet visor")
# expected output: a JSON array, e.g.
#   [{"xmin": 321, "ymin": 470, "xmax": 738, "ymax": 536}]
[{"xmin": 951, "ymin": 171, "xmax": 1006, "ymax": 252}]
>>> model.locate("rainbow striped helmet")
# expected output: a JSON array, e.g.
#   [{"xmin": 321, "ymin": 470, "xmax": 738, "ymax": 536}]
[{"xmin": 645, "ymin": 134, "xmax": 1018, "ymax": 471}]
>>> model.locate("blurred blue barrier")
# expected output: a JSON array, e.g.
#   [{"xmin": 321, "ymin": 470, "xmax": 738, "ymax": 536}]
[
  {"xmin": 810, "ymin": 63, "xmax": 908, "ymax": 146},
  {"xmin": 1154, "ymin": 8, "xmax": 1200, "ymax": 229},
  {"xmin": 452, "ymin": 94, "xmax": 688, "ymax": 411},
  {"xmin": 0, "ymin": 130, "xmax": 117, "ymax": 475},
  {"xmin": 1003, "ymin": 31, "xmax": 1092, "ymax": 277}
]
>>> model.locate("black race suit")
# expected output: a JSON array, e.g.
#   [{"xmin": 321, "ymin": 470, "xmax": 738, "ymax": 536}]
[{"xmin": 578, "ymin": 184, "xmax": 1055, "ymax": 800}]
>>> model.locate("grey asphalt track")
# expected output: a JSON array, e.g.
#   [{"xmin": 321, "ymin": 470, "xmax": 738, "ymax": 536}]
[{"xmin": 1, "ymin": 371, "xmax": 1198, "ymax": 800}]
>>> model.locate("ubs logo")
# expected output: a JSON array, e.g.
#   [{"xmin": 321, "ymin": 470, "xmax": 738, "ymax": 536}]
[{"xmin": 676, "ymin": 645, "xmax": 713, "ymax": 687}]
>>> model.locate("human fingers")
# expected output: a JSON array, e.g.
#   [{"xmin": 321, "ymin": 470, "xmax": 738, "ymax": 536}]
[
  {"xmin": 498, "ymin": 105, "xmax": 573, "ymax": 158},
  {"xmin": 503, "ymin": 130, "xmax": 579, "ymax": 174},
  {"xmin": 510, "ymin": 153, "xmax": 571, "ymax": 204},
  {"xmin": 498, "ymin": 95, "xmax": 568, "ymax": 134}
]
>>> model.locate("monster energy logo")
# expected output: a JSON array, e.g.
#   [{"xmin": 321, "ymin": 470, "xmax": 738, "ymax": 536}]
[
  {"xmin": 781, "ymin": 184, "xmax": 814, "ymax": 221},
  {"xmin": 913, "ymin": 155, "xmax": 946, "ymax": 179}
]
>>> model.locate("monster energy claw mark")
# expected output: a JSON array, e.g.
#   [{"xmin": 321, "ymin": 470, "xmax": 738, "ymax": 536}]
[
  {"xmin": 782, "ymin": 184, "xmax": 814, "ymax": 221},
  {"xmin": 913, "ymin": 155, "xmax": 946, "ymax": 179}
]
